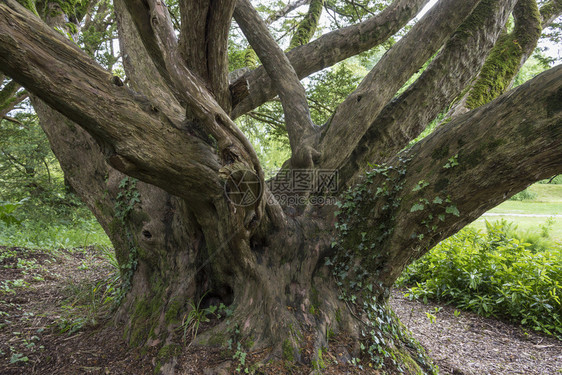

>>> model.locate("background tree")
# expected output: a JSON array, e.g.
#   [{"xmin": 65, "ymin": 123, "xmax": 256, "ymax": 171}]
[{"xmin": 0, "ymin": 0, "xmax": 561, "ymax": 373}]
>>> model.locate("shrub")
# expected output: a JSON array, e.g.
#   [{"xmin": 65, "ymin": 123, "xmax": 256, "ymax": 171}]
[
  {"xmin": 397, "ymin": 220, "xmax": 562, "ymax": 338},
  {"xmin": 509, "ymin": 188, "xmax": 537, "ymax": 201},
  {"xmin": 538, "ymin": 175, "xmax": 562, "ymax": 184}
]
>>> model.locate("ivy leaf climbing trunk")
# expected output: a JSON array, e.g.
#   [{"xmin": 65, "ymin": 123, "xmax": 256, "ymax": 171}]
[{"xmin": 0, "ymin": 0, "xmax": 561, "ymax": 373}]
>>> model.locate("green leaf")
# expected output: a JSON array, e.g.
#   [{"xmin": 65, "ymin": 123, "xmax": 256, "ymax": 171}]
[
  {"xmin": 432, "ymin": 196, "xmax": 443, "ymax": 204},
  {"xmin": 410, "ymin": 203, "xmax": 425, "ymax": 212},
  {"xmin": 446, "ymin": 205, "xmax": 460, "ymax": 216},
  {"xmin": 413, "ymin": 180, "xmax": 430, "ymax": 192}
]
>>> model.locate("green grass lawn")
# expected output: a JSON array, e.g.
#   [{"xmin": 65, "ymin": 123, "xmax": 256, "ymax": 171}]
[
  {"xmin": 486, "ymin": 201, "xmax": 562, "ymax": 215},
  {"xmin": 468, "ymin": 183, "xmax": 562, "ymax": 242}
]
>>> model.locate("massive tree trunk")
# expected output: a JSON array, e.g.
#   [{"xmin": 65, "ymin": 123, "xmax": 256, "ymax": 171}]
[{"xmin": 1, "ymin": 0, "xmax": 561, "ymax": 373}]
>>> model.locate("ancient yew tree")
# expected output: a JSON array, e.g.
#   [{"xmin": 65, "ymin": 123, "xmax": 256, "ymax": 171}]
[{"xmin": 1, "ymin": 0, "xmax": 561, "ymax": 372}]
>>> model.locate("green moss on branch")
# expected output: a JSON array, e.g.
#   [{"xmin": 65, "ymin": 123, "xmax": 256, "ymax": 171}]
[
  {"xmin": 465, "ymin": 0, "xmax": 541, "ymax": 109},
  {"xmin": 288, "ymin": 0, "xmax": 324, "ymax": 50},
  {"xmin": 16, "ymin": 0, "xmax": 39, "ymax": 16}
]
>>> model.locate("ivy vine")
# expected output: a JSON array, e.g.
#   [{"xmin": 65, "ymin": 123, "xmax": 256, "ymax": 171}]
[
  {"xmin": 327, "ymin": 158, "xmax": 437, "ymax": 373},
  {"xmin": 114, "ymin": 177, "xmax": 141, "ymax": 302}
]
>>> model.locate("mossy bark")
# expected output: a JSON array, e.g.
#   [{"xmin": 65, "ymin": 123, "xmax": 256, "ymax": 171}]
[
  {"xmin": 451, "ymin": 0, "xmax": 543, "ymax": 115},
  {"xmin": 2, "ymin": 0, "xmax": 562, "ymax": 374},
  {"xmin": 288, "ymin": 0, "xmax": 324, "ymax": 50},
  {"xmin": 19, "ymin": 103, "xmax": 439, "ymax": 372}
]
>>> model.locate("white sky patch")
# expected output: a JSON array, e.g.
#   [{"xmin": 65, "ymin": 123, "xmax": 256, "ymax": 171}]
[{"xmin": 418, "ymin": 0, "xmax": 438, "ymax": 18}]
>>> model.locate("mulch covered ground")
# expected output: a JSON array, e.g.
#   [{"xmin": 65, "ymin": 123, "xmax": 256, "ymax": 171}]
[
  {"xmin": 0, "ymin": 246, "xmax": 560, "ymax": 374},
  {"xmin": 390, "ymin": 292, "xmax": 562, "ymax": 375}
]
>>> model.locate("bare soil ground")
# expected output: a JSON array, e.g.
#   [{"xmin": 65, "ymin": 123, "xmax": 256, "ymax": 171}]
[{"xmin": 0, "ymin": 246, "xmax": 560, "ymax": 374}]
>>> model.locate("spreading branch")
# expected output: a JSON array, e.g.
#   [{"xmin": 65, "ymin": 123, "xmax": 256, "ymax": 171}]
[
  {"xmin": 341, "ymin": 65, "xmax": 562, "ymax": 285},
  {"xmin": 231, "ymin": 0, "xmax": 431, "ymax": 118},
  {"xmin": 319, "ymin": 0, "xmax": 480, "ymax": 170},
  {"xmin": 234, "ymin": 0, "xmax": 318, "ymax": 165},
  {"xmin": 120, "ymin": 0, "xmax": 264, "ymax": 193},
  {"xmin": 0, "ymin": 0, "xmax": 222, "ymax": 201},
  {"xmin": 338, "ymin": 0, "xmax": 519, "ymax": 183}
]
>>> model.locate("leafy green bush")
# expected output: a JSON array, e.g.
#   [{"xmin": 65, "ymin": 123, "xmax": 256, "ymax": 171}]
[
  {"xmin": 397, "ymin": 220, "xmax": 562, "ymax": 338},
  {"xmin": 538, "ymin": 175, "xmax": 562, "ymax": 184},
  {"xmin": 509, "ymin": 188, "xmax": 537, "ymax": 201},
  {"xmin": 1, "ymin": 113, "xmax": 112, "ymax": 251},
  {"xmin": 0, "ymin": 199, "xmax": 26, "ymax": 226}
]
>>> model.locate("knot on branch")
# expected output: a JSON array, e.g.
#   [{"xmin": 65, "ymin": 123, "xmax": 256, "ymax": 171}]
[{"xmin": 290, "ymin": 142, "xmax": 321, "ymax": 170}]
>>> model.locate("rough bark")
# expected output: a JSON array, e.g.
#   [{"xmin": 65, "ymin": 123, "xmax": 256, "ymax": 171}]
[
  {"xmin": 113, "ymin": 0, "xmax": 185, "ymax": 125},
  {"xmin": 448, "ymin": 0, "xmax": 557, "ymax": 117},
  {"xmin": 339, "ymin": 0, "xmax": 518, "ymax": 184},
  {"xmin": 1, "ymin": 0, "xmax": 561, "ymax": 373},
  {"xmin": 178, "ymin": 0, "xmax": 236, "ymax": 110}
]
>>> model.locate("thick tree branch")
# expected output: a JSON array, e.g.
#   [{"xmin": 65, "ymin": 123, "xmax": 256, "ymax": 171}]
[
  {"xmin": 120, "ymin": 0, "xmax": 265, "ymax": 200},
  {"xmin": 449, "ymin": 0, "xmax": 545, "ymax": 116},
  {"xmin": 234, "ymin": 0, "xmax": 319, "ymax": 166},
  {"xmin": 288, "ymin": 0, "xmax": 324, "ymax": 50},
  {"xmin": 319, "ymin": 0, "xmax": 480, "ymax": 170},
  {"xmin": 0, "ymin": 0, "xmax": 222, "ymax": 201},
  {"xmin": 230, "ymin": 0, "xmax": 430, "ymax": 118},
  {"xmin": 341, "ymin": 65, "xmax": 562, "ymax": 286},
  {"xmin": 122, "ymin": 0, "xmax": 184, "ymax": 103},
  {"xmin": 178, "ymin": 1, "xmax": 236, "ymax": 110},
  {"xmin": 540, "ymin": 0, "xmax": 562, "ymax": 25},
  {"xmin": 339, "ymin": 0, "xmax": 518, "ymax": 183}
]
